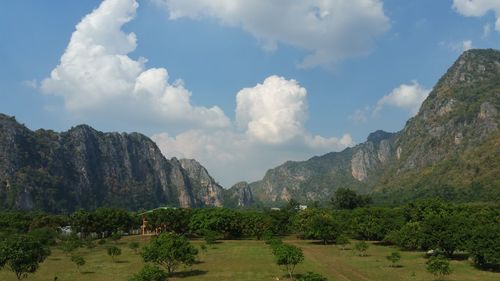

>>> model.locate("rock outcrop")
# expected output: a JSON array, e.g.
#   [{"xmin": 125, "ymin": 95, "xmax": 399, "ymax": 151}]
[
  {"xmin": 0, "ymin": 117, "xmax": 225, "ymax": 212},
  {"xmin": 249, "ymin": 49, "xmax": 500, "ymax": 204}
]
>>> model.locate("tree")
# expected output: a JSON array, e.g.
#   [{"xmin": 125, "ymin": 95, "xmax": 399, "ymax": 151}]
[
  {"xmin": 60, "ymin": 236, "xmax": 81, "ymax": 256},
  {"xmin": 141, "ymin": 232, "xmax": 198, "ymax": 274},
  {"xmin": 71, "ymin": 255, "xmax": 85, "ymax": 273},
  {"xmin": 129, "ymin": 242, "xmax": 140, "ymax": 254},
  {"xmin": 467, "ymin": 222, "xmax": 500, "ymax": 269},
  {"xmin": 354, "ymin": 241, "xmax": 369, "ymax": 256},
  {"xmin": 295, "ymin": 209, "xmax": 342, "ymax": 245},
  {"xmin": 331, "ymin": 188, "xmax": 371, "ymax": 210},
  {"xmin": 298, "ymin": 272, "xmax": 327, "ymax": 281},
  {"xmin": 426, "ymin": 256, "xmax": 451, "ymax": 280},
  {"xmin": 386, "ymin": 252, "xmax": 401, "ymax": 267},
  {"xmin": 107, "ymin": 246, "xmax": 122, "ymax": 262},
  {"xmin": 273, "ymin": 244, "xmax": 304, "ymax": 280},
  {"xmin": 335, "ymin": 234, "xmax": 350, "ymax": 250},
  {"xmin": 202, "ymin": 230, "xmax": 218, "ymax": 245},
  {"xmin": 129, "ymin": 264, "xmax": 168, "ymax": 281},
  {"xmin": 0, "ymin": 235, "xmax": 51, "ymax": 280}
]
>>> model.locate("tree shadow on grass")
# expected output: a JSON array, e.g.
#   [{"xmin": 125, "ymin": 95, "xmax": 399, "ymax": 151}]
[
  {"xmin": 115, "ymin": 260, "xmax": 129, "ymax": 264},
  {"xmin": 170, "ymin": 269, "xmax": 208, "ymax": 278},
  {"xmin": 82, "ymin": 271, "xmax": 95, "ymax": 274}
]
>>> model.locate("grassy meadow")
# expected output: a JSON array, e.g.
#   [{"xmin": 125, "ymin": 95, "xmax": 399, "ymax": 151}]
[{"xmin": 0, "ymin": 235, "xmax": 498, "ymax": 281}]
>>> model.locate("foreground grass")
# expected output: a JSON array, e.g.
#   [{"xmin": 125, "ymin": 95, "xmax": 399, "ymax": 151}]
[{"xmin": 0, "ymin": 236, "xmax": 498, "ymax": 281}]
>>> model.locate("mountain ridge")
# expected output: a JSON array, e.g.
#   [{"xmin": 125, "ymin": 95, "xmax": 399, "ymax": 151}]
[
  {"xmin": 243, "ymin": 49, "xmax": 499, "ymax": 205},
  {"xmin": 0, "ymin": 115, "xmax": 224, "ymax": 212}
]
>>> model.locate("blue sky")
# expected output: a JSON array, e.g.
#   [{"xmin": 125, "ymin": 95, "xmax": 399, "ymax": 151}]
[{"xmin": 1, "ymin": 0, "xmax": 499, "ymax": 186}]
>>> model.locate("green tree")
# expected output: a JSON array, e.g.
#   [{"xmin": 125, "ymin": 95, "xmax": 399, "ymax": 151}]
[
  {"xmin": 426, "ymin": 256, "xmax": 451, "ymax": 280},
  {"xmin": 354, "ymin": 241, "xmax": 369, "ymax": 256},
  {"xmin": 129, "ymin": 241, "xmax": 140, "ymax": 254},
  {"xmin": 335, "ymin": 234, "xmax": 350, "ymax": 250},
  {"xmin": 129, "ymin": 264, "xmax": 168, "ymax": 281},
  {"xmin": 141, "ymin": 232, "xmax": 198, "ymax": 274},
  {"xmin": 70, "ymin": 255, "xmax": 85, "ymax": 273},
  {"xmin": 107, "ymin": 246, "xmax": 122, "ymax": 262},
  {"xmin": 295, "ymin": 209, "xmax": 342, "ymax": 245},
  {"xmin": 331, "ymin": 188, "xmax": 371, "ymax": 210},
  {"xmin": 467, "ymin": 222, "xmax": 500, "ymax": 269},
  {"xmin": 273, "ymin": 244, "xmax": 304, "ymax": 280},
  {"xmin": 0, "ymin": 235, "xmax": 51, "ymax": 280},
  {"xmin": 202, "ymin": 230, "xmax": 218, "ymax": 245},
  {"xmin": 386, "ymin": 252, "xmax": 401, "ymax": 267},
  {"xmin": 298, "ymin": 272, "xmax": 327, "ymax": 281}
]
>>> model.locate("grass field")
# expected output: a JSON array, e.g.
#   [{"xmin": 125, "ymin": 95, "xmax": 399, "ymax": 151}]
[{"xmin": 0, "ymin": 235, "xmax": 498, "ymax": 281}]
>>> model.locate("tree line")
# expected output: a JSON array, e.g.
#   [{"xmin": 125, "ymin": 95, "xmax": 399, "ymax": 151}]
[{"xmin": 0, "ymin": 189, "xmax": 499, "ymax": 280}]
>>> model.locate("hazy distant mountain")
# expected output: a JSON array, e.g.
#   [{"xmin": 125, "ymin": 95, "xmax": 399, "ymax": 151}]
[
  {"xmin": 0, "ymin": 117, "xmax": 224, "ymax": 212},
  {"xmin": 246, "ymin": 49, "xmax": 499, "ymax": 205}
]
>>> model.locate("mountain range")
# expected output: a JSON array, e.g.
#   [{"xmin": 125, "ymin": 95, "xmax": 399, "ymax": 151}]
[
  {"xmin": 243, "ymin": 48, "xmax": 499, "ymax": 205},
  {"xmin": 0, "ymin": 49, "xmax": 498, "ymax": 212}
]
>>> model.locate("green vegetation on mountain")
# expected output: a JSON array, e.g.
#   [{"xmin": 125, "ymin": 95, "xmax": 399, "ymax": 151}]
[{"xmin": 247, "ymin": 49, "xmax": 500, "ymax": 205}]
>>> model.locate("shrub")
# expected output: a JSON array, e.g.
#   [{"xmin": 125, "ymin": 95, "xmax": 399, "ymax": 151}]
[
  {"xmin": 129, "ymin": 265, "xmax": 168, "ymax": 281},
  {"xmin": 386, "ymin": 252, "xmax": 401, "ymax": 267},
  {"xmin": 426, "ymin": 256, "xmax": 451, "ymax": 280},
  {"xmin": 298, "ymin": 272, "xmax": 327, "ymax": 281},
  {"xmin": 354, "ymin": 241, "xmax": 369, "ymax": 256}
]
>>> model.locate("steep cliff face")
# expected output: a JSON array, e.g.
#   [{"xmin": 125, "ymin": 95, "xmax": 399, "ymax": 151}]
[
  {"xmin": 223, "ymin": 181, "xmax": 254, "ymax": 208},
  {"xmin": 374, "ymin": 49, "xmax": 500, "ymax": 202},
  {"xmin": 179, "ymin": 159, "xmax": 224, "ymax": 207},
  {"xmin": 249, "ymin": 49, "xmax": 500, "ymax": 204},
  {"xmin": 0, "ymin": 117, "xmax": 223, "ymax": 212},
  {"xmin": 249, "ymin": 131, "xmax": 396, "ymax": 203}
]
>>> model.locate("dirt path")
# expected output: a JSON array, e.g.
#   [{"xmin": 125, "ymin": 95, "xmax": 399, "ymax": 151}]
[{"xmin": 287, "ymin": 240, "xmax": 374, "ymax": 281}]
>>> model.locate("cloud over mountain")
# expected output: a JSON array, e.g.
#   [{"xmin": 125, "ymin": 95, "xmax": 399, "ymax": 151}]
[{"xmin": 40, "ymin": 0, "xmax": 353, "ymax": 186}]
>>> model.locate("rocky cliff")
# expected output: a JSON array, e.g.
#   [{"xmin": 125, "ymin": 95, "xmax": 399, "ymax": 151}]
[
  {"xmin": 0, "ymin": 117, "xmax": 224, "ymax": 212},
  {"xmin": 223, "ymin": 181, "xmax": 254, "ymax": 208},
  {"xmin": 249, "ymin": 49, "xmax": 500, "ymax": 204}
]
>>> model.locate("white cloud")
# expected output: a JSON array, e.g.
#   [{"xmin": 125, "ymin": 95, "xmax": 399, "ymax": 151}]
[
  {"xmin": 236, "ymin": 76, "xmax": 307, "ymax": 144},
  {"xmin": 349, "ymin": 107, "xmax": 370, "ymax": 124},
  {"xmin": 374, "ymin": 81, "xmax": 431, "ymax": 116},
  {"xmin": 453, "ymin": 0, "xmax": 500, "ymax": 32},
  {"xmin": 462, "ymin": 40, "xmax": 473, "ymax": 51},
  {"xmin": 41, "ymin": 0, "xmax": 229, "ymax": 129},
  {"xmin": 152, "ymin": 75, "xmax": 354, "ymax": 186},
  {"xmin": 439, "ymin": 40, "xmax": 474, "ymax": 53},
  {"xmin": 40, "ymin": 0, "xmax": 353, "ymax": 186},
  {"xmin": 155, "ymin": 0, "xmax": 390, "ymax": 68},
  {"xmin": 483, "ymin": 23, "xmax": 492, "ymax": 38}
]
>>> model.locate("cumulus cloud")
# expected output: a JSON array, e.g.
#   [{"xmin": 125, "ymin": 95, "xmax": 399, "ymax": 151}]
[
  {"xmin": 374, "ymin": 81, "xmax": 431, "ymax": 116},
  {"xmin": 153, "ymin": 76, "xmax": 354, "ymax": 186},
  {"xmin": 41, "ymin": 0, "xmax": 229, "ymax": 128},
  {"xmin": 40, "ymin": 0, "xmax": 354, "ymax": 186},
  {"xmin": 453, "ymin": 0, "xmax": 500, "ymax": 32},
  {"xmin": 236, "ymin": 76, "xmax": 307, "ymax": 144},
  {"xmin": 154, "ymin": 0, "xmax": 390, "ymax": 68}
]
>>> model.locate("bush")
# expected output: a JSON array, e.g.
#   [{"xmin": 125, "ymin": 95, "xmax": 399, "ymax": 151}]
[
  {"xmin": 386, "ymin": 252, "xmax": 401, "ymax": 267},
  {"xmin": 202, "ymin": 230, "xmax": 218, "ymax": 245},
  {"xmin": 298, "ymin": 272, "xmax": 327, "ymax": 281},
  {"xmin": 467, "ymin": 223, "xmax": 500, "ymax": 269},
  {"xmin": 354, "ymin": 241, "xmax": 369, "ymax": 256},
  {"xmin": 107, "ymin": 246, "xmax": 122, "ymax": 262},
  {"xmin": 70, "ymin": 255, "xmax": 85, "ymax": 273},
  {"xmin": 129, "ymin": 265, "xmax": 168, "ymax": 281},
  {"xmin": 426, "ymin": 256, "xmax": 451, "ymax": 280}
]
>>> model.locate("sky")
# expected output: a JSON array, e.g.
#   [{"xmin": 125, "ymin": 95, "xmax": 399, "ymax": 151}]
[{"xmin": 1, "ymin": 0, "xmax": 499, "ymax": 187}]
